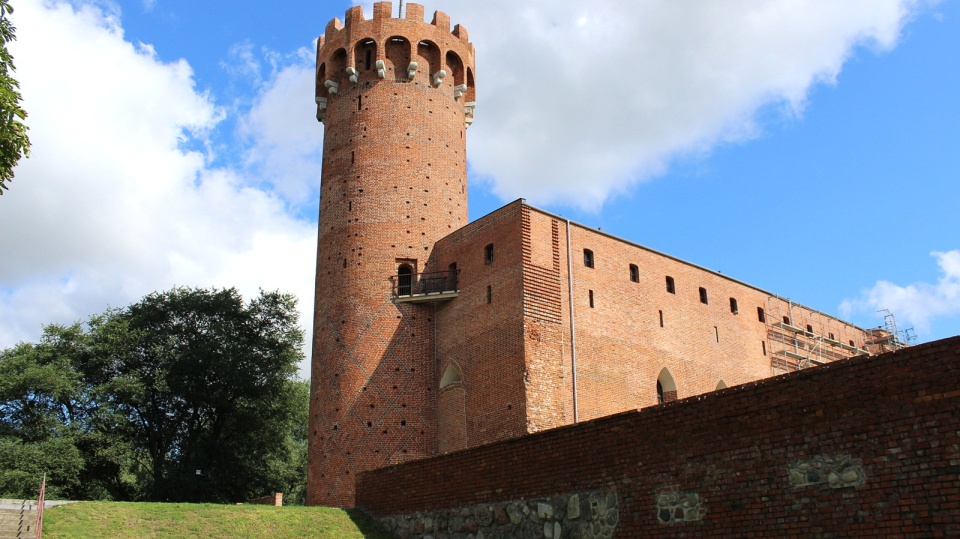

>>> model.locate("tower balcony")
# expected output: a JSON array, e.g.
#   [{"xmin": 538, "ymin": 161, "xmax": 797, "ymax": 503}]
[{"xmin": 391, "ymin": 270, "xmax": 459, "ymax": 303}]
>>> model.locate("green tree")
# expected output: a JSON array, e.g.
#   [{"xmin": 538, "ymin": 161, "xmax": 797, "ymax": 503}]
[
  {"xmin": 0, "ymin": 0, "xmax": 30, "ymax": 194},
  {"xmin": 0, "ymin": 287, "xmax": 308, "ymax": 503},
  {"xmin": 0, "ymin": 325, "xmax": 90, "ymax": 499},
  {"xmin": 85, "ymin": 287, "xmax": 305, "ymax": 502}
]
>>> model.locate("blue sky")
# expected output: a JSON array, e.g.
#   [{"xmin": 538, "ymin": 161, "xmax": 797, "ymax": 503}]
[{"xmin": 1, "ymin": 0, "xmax": 957, "ymax": 373}]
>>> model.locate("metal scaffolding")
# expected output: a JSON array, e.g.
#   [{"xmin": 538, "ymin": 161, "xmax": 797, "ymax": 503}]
[{"xmin": 765, "ymin": 296, "xmax": 869, "ymax": 374}]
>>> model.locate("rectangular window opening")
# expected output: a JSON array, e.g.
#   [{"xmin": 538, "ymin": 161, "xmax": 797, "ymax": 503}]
[
  {"xmin": 783, "ymin": 315, "xmax": 791, "ymax": 325},
  {"xmin": 659, "ymin": 310, "xmax": 664, "ymax": 328},
  {"xmin": 588, "ymin": 290, "xmax": 594, "ymax": 308},
  {"xmin": 729, "ymin": 297, "xmax": 738, "ymax": 314},
  {"xmin": 714, "ymin": 326, "xmax": 719, "ymax": 342},
  {"xmin": 699, "ymin": 287, "xmax": 708, "ymax": 305},
  {"xmin": 583, "ymin": 249, "xmax": 594, "ymax": 268},
  {"xmin": 629, "ymin": 264, "xmax": 639, "ymax": 283},
  {"xmin": 484, "ymin": 243, "xmax": 494, "ymax": 264},
  {"xmin": 757, "ymin": 307, "xmax": 765, "ymax": 323},
  {"xmin": 486, "ymin": 285, "xmax": 492, "ymax": 304},
  {"xmin": 762, "ymin": 340, "xmax": 767, "ymax": 356},
  {"xmin": 665, "ymin": 276, "xmax": 675, "ymax": 294}
]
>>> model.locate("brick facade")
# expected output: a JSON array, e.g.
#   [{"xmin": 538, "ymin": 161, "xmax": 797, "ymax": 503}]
[
  {"xmin": 307, "ymin": 2, "xmax": 476, "ymax": 507},
  {"xmin": 426, "ymin": 200, "xmax": 876, "ymax": 450},
  {"xmin": 356, "ymin": 336, "xmax": 960, "ymax": 537},
  {"xmin": 308, "ymin": 2, "xmax": 885, "ymax": 508}
]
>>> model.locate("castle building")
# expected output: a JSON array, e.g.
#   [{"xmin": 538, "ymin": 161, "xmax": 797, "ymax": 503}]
[{"xmin": 307, "ymin": 2, "xmax": 883, "ymax": 507}]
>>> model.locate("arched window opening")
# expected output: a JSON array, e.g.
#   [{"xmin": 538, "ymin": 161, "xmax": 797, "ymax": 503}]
[
  {"xmin": 385, "ymin": 36, "xmax": 411, "ymax": 80},
  {"xmin": 354, "ymin": 39, "xmax": 377, "ymax": 74},
  {"xmin": 447, "ymin": 262, "xmax": 458, "ymax": 291},
  {"xmin": 439, "ymin": 363, "xmax": 462, "ymax": 389},
  {"xmin": 464, "ymin": 68, "xmax": 476, "ymax": 102},
  {"xmin": 397, "ymin": 264, "xmax": 413, "ymax": 296},
  {"xmin": 656, "ymin": 368, "xmax": 677, "ymax": 404},
  {"xmin": 328, "ymin": 48, "xmax": 347, "ymax": 90},
  {"xmin": 484, "ymin": 243, "xmax": 494, "ymax": 264},
  {"xmin": 416, "ymin": 40, "xmax": 441, "ymax": 80},
  {"xmin": 316, "ymin": 63, "xmax": 328, "ymax": 99},
  {"xmin": 445, "ymin": 50, "xmax": 465, "ymax": 86}
]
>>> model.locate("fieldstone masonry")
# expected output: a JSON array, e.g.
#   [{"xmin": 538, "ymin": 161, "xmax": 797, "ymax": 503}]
[
  {"xmin": 377, "ymin": 489, "xmax": 619, "ymax": 539},
  {"xmin": 655, "ymin": 488, "xmax": 706, "ymax": 525},
  {"xmin": 788, "ymin": 455, "xmax": 866, "ymax": 489}
]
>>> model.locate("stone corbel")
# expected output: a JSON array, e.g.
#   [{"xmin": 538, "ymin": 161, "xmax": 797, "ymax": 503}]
[
  {"xmin": 432, "ymin": 70, "xmax": 447, "ymax": 87},
  {"xmin": 376, "ymin": 60, "xmax": 386, "ymax": 79},
  {"xmin": 346, "ymin": 67, "xmax": 358, "ymax": 85},
  {"xmin": 324, "ymin": 80, "xmax": 339, "ymax": 94},
  {"xmin": 407, "ymin": 61, "xmax": 418, "ymax": 80},
  {"xmin": 454, "ymin": 84, "xmax": 467, "ymax": 98}
]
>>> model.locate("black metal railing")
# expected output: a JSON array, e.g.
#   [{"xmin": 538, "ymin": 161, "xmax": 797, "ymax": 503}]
[{"xmin": 391, "ymin": 270, "xmax": 459, "ymax": 297}]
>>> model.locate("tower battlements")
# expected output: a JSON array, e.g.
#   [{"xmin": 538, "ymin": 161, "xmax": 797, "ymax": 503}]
[{"xmin": 315, "ymin": 2, "xmax": 475, "ymax": 125}]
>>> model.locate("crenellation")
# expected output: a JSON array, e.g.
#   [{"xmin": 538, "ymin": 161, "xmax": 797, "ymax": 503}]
[
  {"xmin": 372, "ymin": 1, "xmax": 392, "ymax": 21},
  {"xmin": 431, "ymin": 10, "xmax": 450, "ymax": 32},
  {"xmin": 325, "ymin": 17, "xmax": 342, "ymax": 37},
  {"xmin": 344, "ymin": 5, "xmax": 363, "ymax": 27},
  {"xmin": 405, "ymin": 3, "xmax": 425, "ymax": 22},
  {"xmin": 452, "ymin": 23, "xmax": 469, "ymax": 42}
]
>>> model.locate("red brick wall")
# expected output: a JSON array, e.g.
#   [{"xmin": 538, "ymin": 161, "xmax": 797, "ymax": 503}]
[
  {"xmin": 356, "ymin": 336, "xmax": 960, "ymax": 537},
  {"xmin": 307, "ymin": 2, "xmax": 476, "ymax": 507},
  {"xmin": 432, "ymin": 202, "xmax": 529, "ymax": 451},
  {"xmin": 536, "ymin": 206, "xmax": 873, "ymax": 423}
]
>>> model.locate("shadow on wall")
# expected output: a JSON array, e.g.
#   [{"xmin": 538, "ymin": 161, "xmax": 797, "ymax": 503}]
[{"xmin": 346, "ymin": 508, "xmax": 394, "ymax": 539}]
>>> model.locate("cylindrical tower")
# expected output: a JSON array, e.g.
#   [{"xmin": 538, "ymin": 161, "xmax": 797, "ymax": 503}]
[{"xmin": 307, "ymin": 2, "xmax": 476, "ymax": 507}]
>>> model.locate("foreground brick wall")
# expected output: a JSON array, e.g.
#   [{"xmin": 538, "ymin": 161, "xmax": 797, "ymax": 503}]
[{"xmin": 357, "ymin": 336, "xmax": 960, "ymax": 537}]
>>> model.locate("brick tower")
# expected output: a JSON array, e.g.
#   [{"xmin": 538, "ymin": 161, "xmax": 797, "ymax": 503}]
[{"xmin": 307, "ymin": 2, "xmax": 475, "ymax": 507}]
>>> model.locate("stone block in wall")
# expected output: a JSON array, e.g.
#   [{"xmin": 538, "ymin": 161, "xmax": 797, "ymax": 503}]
[{"xmin": 377, "ymin": 488, "xmax": 618, "ymax": 539}]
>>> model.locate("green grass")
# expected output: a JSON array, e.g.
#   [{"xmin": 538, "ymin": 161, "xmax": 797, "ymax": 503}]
[{"xmin": 42, "ymin": 502, "xmax": 392, "ymax": 539}]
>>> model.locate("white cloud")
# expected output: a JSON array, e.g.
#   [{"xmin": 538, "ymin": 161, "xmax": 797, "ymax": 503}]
[
  {"xmin": 1, "ymin": 0, "xmax": 318, "ymax": 376},
  {"xmin": 238, "ymin": 50, "xmax": 324, "ymax": 206},
  {"xmin": 840, "ymin": 250, "xmax": 960, "ymax": 334},
  {"xmin": 368, "ymin": 0, "xmax": 930, "ymax": 210}
]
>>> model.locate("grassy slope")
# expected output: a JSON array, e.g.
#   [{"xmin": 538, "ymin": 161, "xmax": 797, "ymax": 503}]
[{"xmin": 42, "ymin": 502, "xmax": 392, "ymax": 539}]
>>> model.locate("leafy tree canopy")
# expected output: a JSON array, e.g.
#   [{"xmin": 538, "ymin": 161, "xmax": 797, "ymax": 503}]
[
  {"xmin": 0, "ymin": 287, "xmax": 307, "ymax": 503},
  {"xmin": 0, "ymin": 0, "xmax": 30, "ymax": 195}
]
